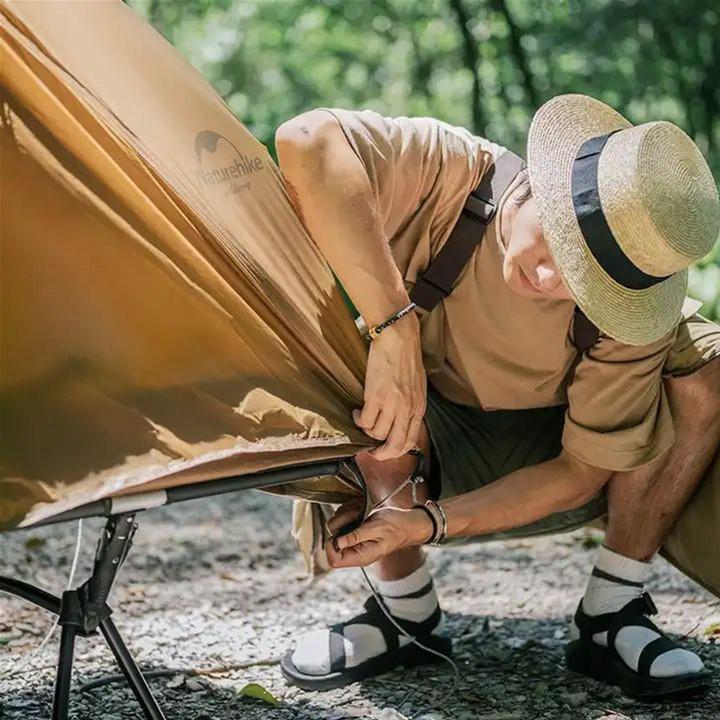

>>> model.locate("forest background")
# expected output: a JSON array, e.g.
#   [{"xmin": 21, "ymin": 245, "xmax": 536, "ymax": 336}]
[{"xmin": 128, "ymin": 0, "xmax": 720, "ymax": 320}]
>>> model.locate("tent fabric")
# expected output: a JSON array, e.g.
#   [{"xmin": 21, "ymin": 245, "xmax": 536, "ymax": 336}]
[
  {"xmin": 1, "ymin": 1, "xmax": 718, "ymax": 601},
  {"xmin": 0, "ymin": 0, "xmax": 372, "ymax": 530}
]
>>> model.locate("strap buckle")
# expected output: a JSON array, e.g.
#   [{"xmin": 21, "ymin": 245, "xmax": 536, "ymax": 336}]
[
  {"xmin": 463, "ymin": 192, "xmax": 496, "ymax": 224},
  {"xmin": 640, "ymin": 592, "xmax": 658, "ymax": 616}
]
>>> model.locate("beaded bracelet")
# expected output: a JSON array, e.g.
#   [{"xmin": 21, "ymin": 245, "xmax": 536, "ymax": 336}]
[{"xmin": 366, "ymin": 302, "xmax": 417, "ymax": 340}]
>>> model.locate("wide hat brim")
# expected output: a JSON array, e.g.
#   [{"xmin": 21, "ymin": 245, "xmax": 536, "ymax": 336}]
[{"xmin": 527, "ymin": 94, "xmax": 688, "ymax": 346}]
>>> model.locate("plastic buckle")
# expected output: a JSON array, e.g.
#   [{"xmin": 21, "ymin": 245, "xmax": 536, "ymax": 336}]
[
  {"xmin": 463, "ymin": 193, "xmax": 496, "ymax": 224},
  {"xmin": 641, "ymin": 592, "xmax": 658, "ymax": 615}
]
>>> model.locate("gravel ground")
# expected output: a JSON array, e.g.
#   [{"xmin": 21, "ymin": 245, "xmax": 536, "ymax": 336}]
[{"xmin": 1, "ymin": 490, "xmax": 718, "ymax": 720}]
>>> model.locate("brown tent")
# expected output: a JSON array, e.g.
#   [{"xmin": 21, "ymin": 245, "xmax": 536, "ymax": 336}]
[
  {"xmin": 0, "ymin": 0, "xmax": 717, "ymax": 595},
  {"xmin": 1, "ymin": 0, "xmax": 373, "ymax": 531}
]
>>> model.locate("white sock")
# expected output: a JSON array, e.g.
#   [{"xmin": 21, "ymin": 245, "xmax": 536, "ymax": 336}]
[
  {"xmin": 372, "ymin": 564, "xmax": 438, "ymax": 623},
  {"xmin": 573, "ymin": 545, "xmax": 704, "ymax": 678},
  {"xmin": 291, "ymin": 562, "xmax": 440, "ymax": 675},
  {"xmin": 582, "ymin": 545, "xmax": 651, "ymax": 617}
]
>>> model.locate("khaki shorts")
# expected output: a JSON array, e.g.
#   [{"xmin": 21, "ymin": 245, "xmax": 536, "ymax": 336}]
[{"xmin": 424, "ymin": 312, "xmax": 720, "ymax": 546}]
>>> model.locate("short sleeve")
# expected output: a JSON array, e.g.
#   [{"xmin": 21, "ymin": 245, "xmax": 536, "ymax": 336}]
[
  {"xmin": 562, "ymin": 327, "xmax": 679, "ymax": 472},
  {"xmin": 315, "ymin": 107, "xmax": 501, "ymax": 278}
]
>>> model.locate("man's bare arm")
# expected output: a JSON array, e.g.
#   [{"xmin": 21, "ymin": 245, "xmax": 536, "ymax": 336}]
[
  {"xmin": 274, "ymin": 110, "xmax": 426, "ymax": 459},
  {"xmin": 327, "ymin": 451, "xmax": 613, "ymax": 568},
  {"xmin": 441, "ymin": 450, "xmax": 612, "ymax": 538},
  {"xmin": 275, "ymin": 111, "xmax": 410, "ymax": 330}
]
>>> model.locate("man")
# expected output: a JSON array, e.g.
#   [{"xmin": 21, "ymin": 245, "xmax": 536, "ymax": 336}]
[{"xmin": 274, "ymin": 94, "xmax": 720, "ymax": 698}]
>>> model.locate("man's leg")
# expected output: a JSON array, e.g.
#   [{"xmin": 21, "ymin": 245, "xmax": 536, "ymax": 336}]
[
  {"xmin": 605, "ymin": 356, "xmax": 720, "ymax": 560},
  {"xmin": 355, "ymin": 419, "xmax": 433, "ymax": 580},
  {"xmin": 284, "ymin": 422, "xmax": 447, "ymax": 688},
  {"xmin": 571, "ymin": 357, "xmax": 720, "ymax": 694}
]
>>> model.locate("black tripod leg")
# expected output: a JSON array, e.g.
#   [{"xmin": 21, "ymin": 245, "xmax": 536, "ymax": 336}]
[
  {"xmin": 52, "ymin": 623, "xmax": 77, "ymax": 720},
  {"xmin": 100, "ymin": 617, "xmax": 166, "ymax": 720}
]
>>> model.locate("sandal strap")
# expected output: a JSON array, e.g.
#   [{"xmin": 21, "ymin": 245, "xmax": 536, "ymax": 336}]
[
  {"xmin": 574, "ymin": 592, "xmax": 658, "ymax": 642},
  {"xmin": 327, "ymin": 595, "xmax": 441, "ymax": 673},
  {"xmin": 606, "ymin": 597, "xmax": 660, "ymax": 654},
  {"xmin": 360, "ymin": 594, "xmax": 442, "ymax": 640},
  {"xmin": 328, "ymin": 630, "xmax": 346, "ymax": 673},
  {"xmin": 637, "ymin": 635, "xmax": 680, "ymax": 677},
  {"xmin": 574, "ymin": 592, "xmax": 684, "ymax": 677}
]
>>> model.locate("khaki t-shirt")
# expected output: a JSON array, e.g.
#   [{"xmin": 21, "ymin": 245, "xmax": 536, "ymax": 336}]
[{"xmin": 317, "ymin": 107, "xmax": 700, "ymax": 472}]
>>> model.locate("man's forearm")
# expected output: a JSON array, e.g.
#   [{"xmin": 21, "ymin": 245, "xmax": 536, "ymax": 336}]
[
  {"xmin": 276, "ymin": 112, "xmax": 412, "ymax": 329},
  {"xmin": 440, "ymin": 451, "xmax": 611, "ymax": 538}
]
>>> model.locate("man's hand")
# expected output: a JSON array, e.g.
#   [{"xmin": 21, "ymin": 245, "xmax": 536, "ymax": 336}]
[
  {"xmin": 326, "ymin": 506, "xmax": 433, "ymax": 569},
  {"xmin": 353, "ymin": 315, "xmax": 426, "ymax": 462}
]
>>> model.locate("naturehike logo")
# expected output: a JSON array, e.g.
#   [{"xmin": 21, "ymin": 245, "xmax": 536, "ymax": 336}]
[{"xmin": 194, "ymin": 130, "xmax": 265, "ymax": 194}]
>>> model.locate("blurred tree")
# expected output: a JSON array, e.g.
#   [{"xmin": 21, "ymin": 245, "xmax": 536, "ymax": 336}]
[{"xmin": 128, "ymin": 0, "xmax": 720, "ymax": 318}]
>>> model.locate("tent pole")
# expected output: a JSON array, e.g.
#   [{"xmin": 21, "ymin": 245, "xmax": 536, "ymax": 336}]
[
  {"xmin": 52, "ymin": 624, "xmax": 78, "ymax": 720},
  {"xmin": 100, "ymin": 617, "xmax": 165, "ymax": 720},
  {"xmin": 0, "ymin": 457, "xmax": 365, "ymax": 718},
  {"xmin": 17, "ymin": 458, "xmax": 346, "ymax": 529}
]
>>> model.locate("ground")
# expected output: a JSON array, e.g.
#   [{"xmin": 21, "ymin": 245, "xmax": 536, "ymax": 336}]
[{"xmin": 1, "ymin": 490, "xmax": 718, "ymax": 720}]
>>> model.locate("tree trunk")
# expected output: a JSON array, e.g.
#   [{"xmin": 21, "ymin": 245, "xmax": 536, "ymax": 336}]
[
  {"xmin": 448, "ymin": 0, "xmax": 486, "ymax": 133},
  {"xmin": 489, "ymin": 0, "xmax": 539, "ymax": 109}
]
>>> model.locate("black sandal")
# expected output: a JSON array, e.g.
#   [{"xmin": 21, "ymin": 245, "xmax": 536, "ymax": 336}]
[
  {"xmin": 281, "ymin": 594, "xmax": 452, "ymax": 691},
  {"xmin": 565, "ymin": 592, "xmax": 712, "ymax": 699}
]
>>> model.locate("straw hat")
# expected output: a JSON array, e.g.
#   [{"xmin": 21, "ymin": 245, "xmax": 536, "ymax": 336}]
[{"xmin": 526, "ymin": 93, "xmax": 720, "ymax": 346}]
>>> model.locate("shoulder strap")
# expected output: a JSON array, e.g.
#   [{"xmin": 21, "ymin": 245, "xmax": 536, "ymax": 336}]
[
  {"xmin": 409, "ymin": 150, "xmax": 526, "ymax": 312},
  {"xmin": 572, "ymin": 306, "xmax": 600, "ymax": 354},
  {"xmin": 408, "ymin": 149, "xmax": 601, "ymax": 354}
]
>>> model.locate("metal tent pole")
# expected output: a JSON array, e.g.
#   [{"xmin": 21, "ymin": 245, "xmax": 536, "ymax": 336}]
[{"xmin": 0, "ymin": 457, "xmax": 363, "ymax": 719}]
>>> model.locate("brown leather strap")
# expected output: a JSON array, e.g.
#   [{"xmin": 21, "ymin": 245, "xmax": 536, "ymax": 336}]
[{"xmin": 410, "ymin": 150, "xmax": 526, "ymax": 312}]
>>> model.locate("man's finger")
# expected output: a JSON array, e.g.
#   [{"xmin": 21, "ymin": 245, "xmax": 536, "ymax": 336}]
[
  {"xmin": 334, "ymin": 522, "xmax": 378, "ymax": 551},
  {"xmin": 326, "ymin": 503, "xmax": 363, "ymax": 534},
  {"xmin": 353, "ymin": 402, "xmax": 380, "ymax": 430},
  {"xmin": 401, "ymin": 414, "xmax": 424, "ymax": 454},
  {"xmin": 327, "ymin": 541, "xmax": 381, "ymax": 569},
  {"xmin": 369, "ymin": 413, "xmax": 409, "ymax": 460},
  {"xmin": 364, "ymin": 406, "xmax": 394, "ymax": 441}
]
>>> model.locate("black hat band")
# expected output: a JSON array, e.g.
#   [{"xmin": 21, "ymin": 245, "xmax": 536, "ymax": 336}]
[{"xmin": 571, "ymin": 131, "xmax": 671, "ymax": 290}]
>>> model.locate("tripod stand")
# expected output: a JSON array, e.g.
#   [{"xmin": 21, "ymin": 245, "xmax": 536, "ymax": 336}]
[
  {"xmin": 1, "ymin": 458, "xmax": 363, "ymax": 719},
  {"xmin": 1, "ymin": 513, "xmax": 165, "ymax": 720}
]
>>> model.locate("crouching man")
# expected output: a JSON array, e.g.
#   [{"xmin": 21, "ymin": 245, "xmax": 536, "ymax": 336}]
[{"xmin": 274, "ymin": 94, "xmax": 720, "ymax": 699}]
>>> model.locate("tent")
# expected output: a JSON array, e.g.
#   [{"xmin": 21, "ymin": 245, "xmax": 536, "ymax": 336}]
[
  {"xmin": 1, "ymin": 2, "xmax": 718, "ymax": 718},
  {"xmin": 1, "ymin": 0, "xmax": 372, "ymax": 533}
]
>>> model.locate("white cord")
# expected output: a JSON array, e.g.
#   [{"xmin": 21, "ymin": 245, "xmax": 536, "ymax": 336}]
[
  {"xmin": 355, "ymin": 460, "xmax": 460, "ymax": 687},
  {"xmin": 360, "ymin": 566, "xmax": 459, "ymax": 687},
  {"xmin": 370, "ymin": 474, "xmax": 414, "ymax": 509},
  {"xmin": 1, "ymin": 519, "xmax": 84, "ymax": 679}
]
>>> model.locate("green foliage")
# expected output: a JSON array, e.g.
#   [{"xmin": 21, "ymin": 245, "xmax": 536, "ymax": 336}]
[
  {"xmin": 129, "ymin": 0, "xmax": 720, "ymax": 319},
  {"xmin": 690, "ymin": 242, "xmax": 720, "ymax": 320}
]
